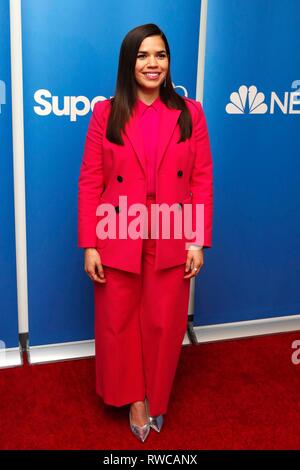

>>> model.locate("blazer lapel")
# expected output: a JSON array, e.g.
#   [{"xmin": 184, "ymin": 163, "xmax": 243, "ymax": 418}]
[
  {"xmin": 124, "ymin": 108, "xmax": 146, "ymax": 174},
  {"xmin": 156, "ymin": 103, "xmax": 181, "ymax": 173},
  {"xmin": 124, "ymin": 101, "xmax": 181, "ymax": 176}
]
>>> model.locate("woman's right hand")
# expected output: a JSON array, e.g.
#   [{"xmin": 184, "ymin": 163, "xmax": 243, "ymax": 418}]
[{"xmin": 84, "ymin": 248, "xmax": 106, "ymax": 283}]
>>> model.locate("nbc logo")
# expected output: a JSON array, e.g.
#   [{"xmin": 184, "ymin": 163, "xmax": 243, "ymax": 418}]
[
  {"xmin": 0, "ymin": 80, "xmax": 6, "ymax": 114},
  {"xmin": 226, "ymin": 82, "xmax": 300, "ymax": 115},
  {"xmin": 226, "ymin": 85, "xmax": 268, "ymax": 114}
]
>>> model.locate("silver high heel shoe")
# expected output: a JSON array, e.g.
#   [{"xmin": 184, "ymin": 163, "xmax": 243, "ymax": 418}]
[
  {"xmin": 129, "ymin": 406, "xmax": 151, "ymax": 443},
  {"xmin": 144, "ymin": 397, "xmax": 164, "ymax": 433}
]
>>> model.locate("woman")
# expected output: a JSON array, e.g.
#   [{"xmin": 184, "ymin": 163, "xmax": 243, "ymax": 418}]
[{"xmin": 78, "ymin": 23, "xmax": 213, "ymax": 443}]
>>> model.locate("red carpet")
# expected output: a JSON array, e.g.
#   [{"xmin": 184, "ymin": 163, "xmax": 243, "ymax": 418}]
[{"xmin": 1, "ymin": 330, "xmax": 300, "ymax": 450}]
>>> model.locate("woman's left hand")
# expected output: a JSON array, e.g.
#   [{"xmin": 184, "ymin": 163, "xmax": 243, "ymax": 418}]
[{"xmin": 183, "ymin": 248, "xmax": 204, "ymax": 279}]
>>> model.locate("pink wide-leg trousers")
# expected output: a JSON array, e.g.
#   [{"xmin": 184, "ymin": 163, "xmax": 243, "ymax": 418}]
[{"xmin": 93, "ymin": 195, "xmax": 191, "ymax": 416}]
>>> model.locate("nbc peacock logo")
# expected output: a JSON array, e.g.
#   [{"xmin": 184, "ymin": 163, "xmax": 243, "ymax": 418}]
[{"xmin": 226, "ymin": 85, "xmax": 268, "ymax": 114}]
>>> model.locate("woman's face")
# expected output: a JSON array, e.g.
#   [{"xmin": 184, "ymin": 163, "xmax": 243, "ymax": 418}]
[{"xmin": 134, "ymin": 35, "xmax": 169, "ymax": 92}]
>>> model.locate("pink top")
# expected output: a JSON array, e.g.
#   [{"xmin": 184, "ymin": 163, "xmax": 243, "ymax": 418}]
[{"xmin": 134, "ymin": 95, "xmax": 163, "ymax": 197}]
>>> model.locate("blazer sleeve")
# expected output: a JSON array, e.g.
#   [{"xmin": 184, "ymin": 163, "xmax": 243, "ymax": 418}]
[
  {"xmin": 77, "ymin": 101, "xmax": 106, "ymax": 248},
  {"xmin": 189, "ymin": 101, "xmax": 214, "ymax": 249}
]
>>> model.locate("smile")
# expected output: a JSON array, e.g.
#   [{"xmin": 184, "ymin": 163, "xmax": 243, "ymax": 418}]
[{"xmin": 143, "ymin": 72, "xmax": 161, "ymax": 80}]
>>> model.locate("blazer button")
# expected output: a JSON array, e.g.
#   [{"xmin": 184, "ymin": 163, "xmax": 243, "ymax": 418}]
[
  {"xmin": 115, "ymin": 206, "xmax": 120, "ymax": 213},
  {"xmin": 117, "ymin": 175, "xmax": 123, "ymax": 182},
  {"xmin": 177, "ymin": 170, "xmax": 183, "ymax": 177}
]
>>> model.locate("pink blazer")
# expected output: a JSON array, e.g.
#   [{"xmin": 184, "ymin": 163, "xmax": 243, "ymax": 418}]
[{"xmin": 78, "ymin": 96, "xmax": 213, "ymax": 274}]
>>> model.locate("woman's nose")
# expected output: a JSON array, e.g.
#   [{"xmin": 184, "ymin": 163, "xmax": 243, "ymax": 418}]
[{"xmin": 148, "ymin": 56, "xmax": 158, "ymax": 66}]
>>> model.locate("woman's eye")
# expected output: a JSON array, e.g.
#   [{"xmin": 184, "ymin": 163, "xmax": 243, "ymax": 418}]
[{"xmin": 137, "ymin": 54, "xmax": 167, "ymax": 59}]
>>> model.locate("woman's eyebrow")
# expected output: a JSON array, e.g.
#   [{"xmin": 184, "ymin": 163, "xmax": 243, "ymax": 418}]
[{"xmin": 137, "ymin": 50, "xmax": 166, "ymax": 53}]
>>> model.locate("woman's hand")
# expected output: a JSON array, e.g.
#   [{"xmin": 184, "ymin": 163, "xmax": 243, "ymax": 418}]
[
  {"xmin": 183, "ymin": 247, "xmax": 204, "ymax": 279},
  {"xmin": 84, "ymin": 248, "xmax": 106, "ymax": 283}
]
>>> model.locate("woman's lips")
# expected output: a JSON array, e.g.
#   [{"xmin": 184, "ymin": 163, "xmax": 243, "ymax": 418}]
[{"xmin": 143, "ymin": 72, "xmax": 161, "ymax": 80}]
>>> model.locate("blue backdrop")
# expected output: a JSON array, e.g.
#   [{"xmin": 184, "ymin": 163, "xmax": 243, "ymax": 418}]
[
  {"xmin": 194, "ymin": 0, "xmax": 300, "ymax": 325},
  {"xmin": 6, "ymin": 0, "xmax": 298, "ymax": 350},
  {"xmin": 0, "ymin": 0, "xmax": 19, "ymax": 349},
  {"xmin": 22, "ymin": 0, "xmax": 201, "ymax": 346}
]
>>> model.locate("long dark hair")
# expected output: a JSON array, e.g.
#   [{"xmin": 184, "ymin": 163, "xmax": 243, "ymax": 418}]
[{"xmin": 106, "ymin": 23, "xmax": 193, "ymax": 145}]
